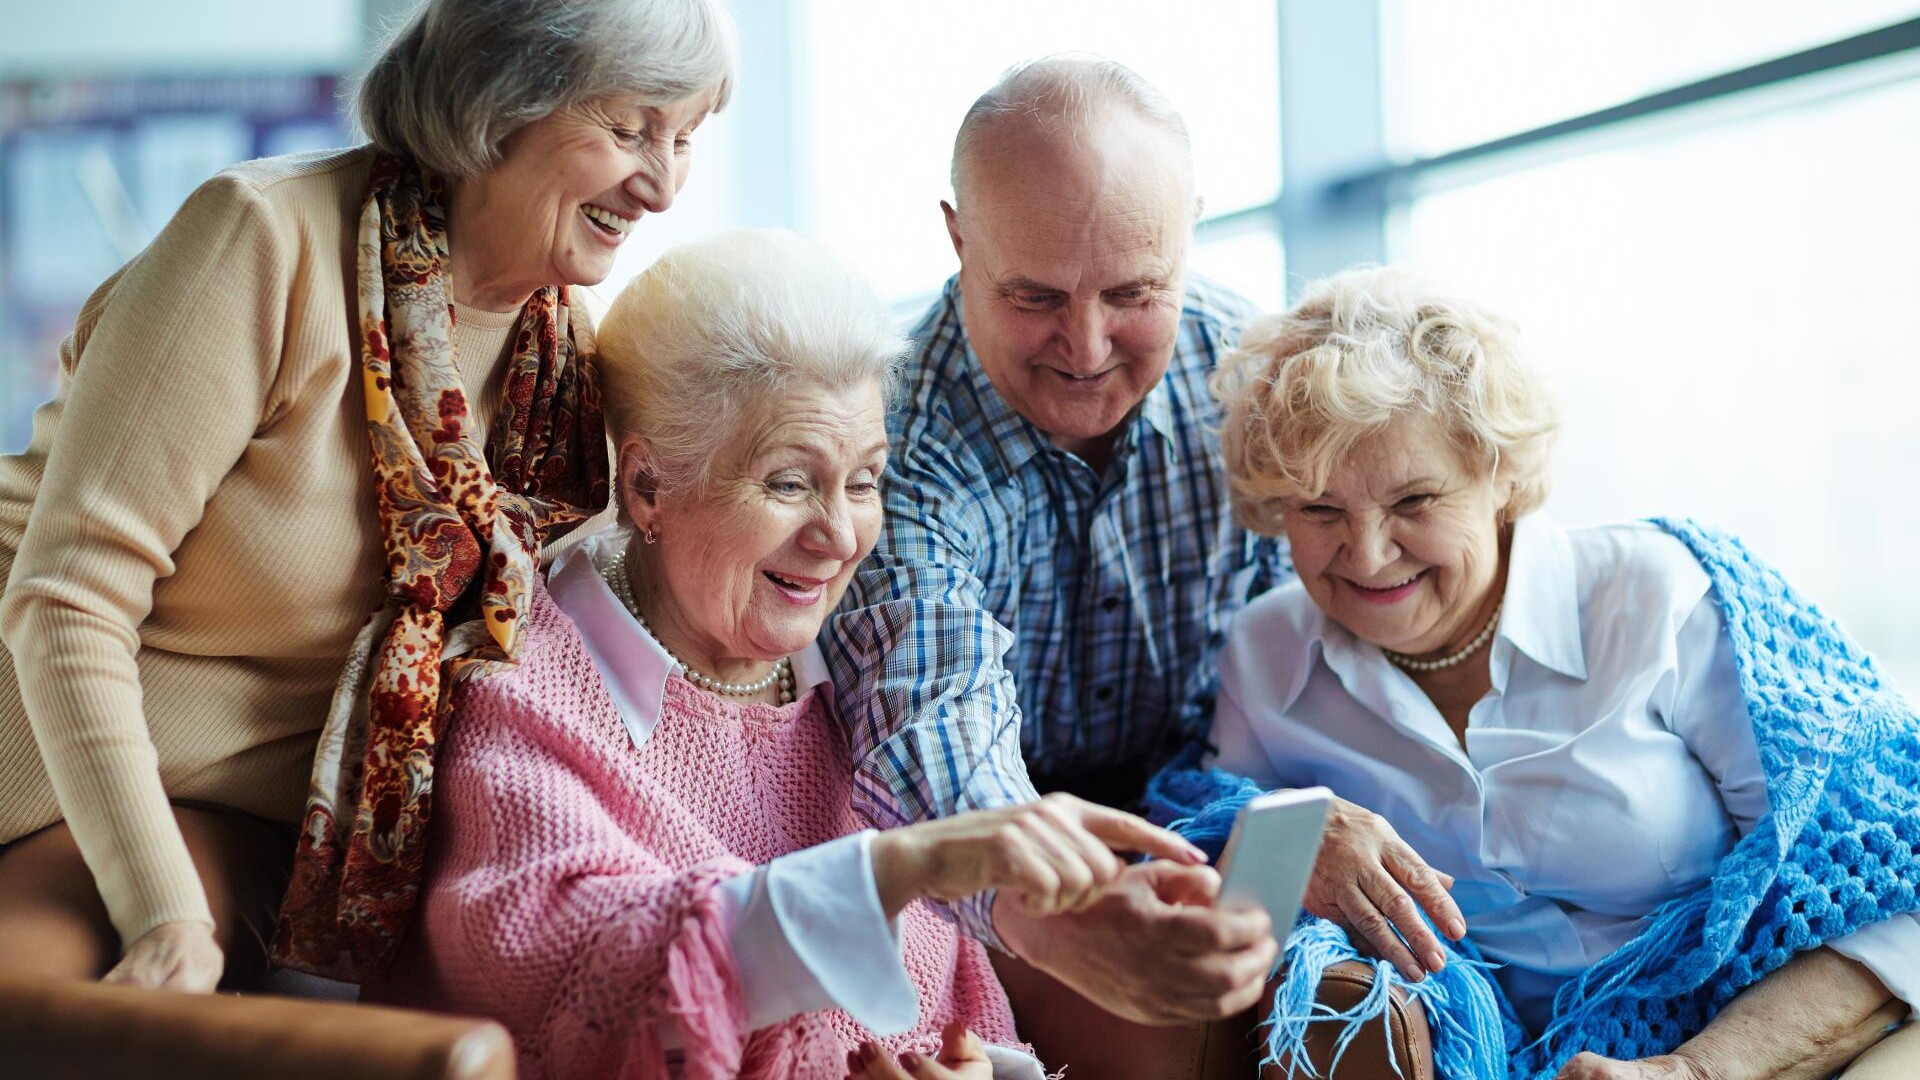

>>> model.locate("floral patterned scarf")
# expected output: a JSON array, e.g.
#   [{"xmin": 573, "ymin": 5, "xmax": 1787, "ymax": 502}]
[{"xmin": 272, "ymin": 152, "xmax": 609, "ymax": 982}]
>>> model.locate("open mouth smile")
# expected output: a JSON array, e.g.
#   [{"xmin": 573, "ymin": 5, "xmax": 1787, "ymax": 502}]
[
  {"xmin": 763, "ymin": 570, "xmax": 829, "ymax": 604},
  {"xmin": 581, "ymin": 203, "xmax": 636, "ymax": 239},
  {"xmin": 1044, "ymin": 367, "xmax": 1118, "ymax": 386},
  {"xmin": 1343, "ymin": 569, "xmax": 1428, "ymax": 604}
]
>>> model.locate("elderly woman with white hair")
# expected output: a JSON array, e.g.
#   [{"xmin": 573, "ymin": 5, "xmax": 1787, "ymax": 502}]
[
  {"xmin": 369, "ymin": 230, "xmax": 1209, "ymax": 1080},
  {"xmin": 1158, "ymin": 267, "xmax": 1920, "ymax": 1079},
  {"xmin": 0, "ymin": 0, "xmax": 736, "ymax": 991}
]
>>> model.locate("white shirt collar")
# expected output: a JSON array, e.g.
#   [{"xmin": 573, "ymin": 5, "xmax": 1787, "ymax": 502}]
[
  {"xmin": 546, "ymin": 525, "xmax": 833, "ymax": 753},
  {"xmin": 1498, "ymin": 515, "xmax": 1588, "ymax": 681}
]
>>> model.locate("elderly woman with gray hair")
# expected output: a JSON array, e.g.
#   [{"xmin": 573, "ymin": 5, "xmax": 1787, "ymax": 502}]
[
  {"xmin": 0, "ymin": 0, "xmax": 734, "ymax": 991},
  {"xmin": 366, "ymin": 230, "xmax": 1211, "ymax": 1079},
  {"xmin": 1159, "ymin": 267, "xmax": 1920, "ymax": 1079}
]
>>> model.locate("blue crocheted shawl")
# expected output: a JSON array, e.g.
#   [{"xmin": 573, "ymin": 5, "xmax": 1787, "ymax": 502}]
[{"xmin": 1145, "ymin": 518, "xmax": 1920, "ymax": 1079}]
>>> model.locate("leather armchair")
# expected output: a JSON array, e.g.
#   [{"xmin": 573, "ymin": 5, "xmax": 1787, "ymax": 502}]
[
  {"xmin": 1283, "ymin": 961, "xmax": 1433, "ymax": 1080},
  {"xmin": 0, "ymin": 973, "xmax": 515, "ymax": 1080}
]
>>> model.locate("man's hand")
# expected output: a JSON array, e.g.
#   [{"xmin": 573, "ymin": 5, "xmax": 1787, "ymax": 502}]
[
  {"xmin": 103, "ymin": 920, "xmax": 223, "ymax": 993},
  {"xmin": 871, "ymin": 792, "xmax": 1208, "ymax": 920},
  {"xmin": 996, "ymin": 858, "xmax": 1277, "ymax": 1025},
  {"xmin": 1304, "ymin": 796, "xmax": 1465, "ymax": 981}
]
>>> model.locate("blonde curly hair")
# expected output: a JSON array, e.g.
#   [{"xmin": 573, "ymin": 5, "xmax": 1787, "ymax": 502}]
[{"xmin": 1212, "ymin": 266, "xmax": 1562, "ymax": 536}]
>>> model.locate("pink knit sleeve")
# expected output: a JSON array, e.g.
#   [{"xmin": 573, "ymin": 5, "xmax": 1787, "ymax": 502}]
[
  {"xmin": 536, "ymin": 862, "xmax": 748, "ymax": 1079},
  {"xmin": 409, "ymin": 679, "xmax": 838, "ymax": 1080}
]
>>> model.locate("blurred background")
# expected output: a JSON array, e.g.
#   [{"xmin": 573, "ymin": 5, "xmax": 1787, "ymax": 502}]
[{"xmin": 3, "ymin": 0, "xmax": 1917, "ymax": 692}]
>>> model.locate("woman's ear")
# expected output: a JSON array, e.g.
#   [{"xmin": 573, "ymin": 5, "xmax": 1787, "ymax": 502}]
[
  {"xmin": 615, "ymin": 435, "xmax": 662, "ymax": 527},
  {"xmin": 1495, "ymin": 471, "xmax": 1520, "ymax": 524}
]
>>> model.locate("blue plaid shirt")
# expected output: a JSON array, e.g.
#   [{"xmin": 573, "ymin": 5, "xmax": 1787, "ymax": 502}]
[{"xmin": 822, "ymin": 273, "xmax": 1289, "ymax": 947}]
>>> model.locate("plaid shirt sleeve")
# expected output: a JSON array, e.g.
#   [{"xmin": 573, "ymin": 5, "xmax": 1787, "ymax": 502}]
[{"xmin": 823, "ymin": 438, "xmax": 1038, "ymax": 951}]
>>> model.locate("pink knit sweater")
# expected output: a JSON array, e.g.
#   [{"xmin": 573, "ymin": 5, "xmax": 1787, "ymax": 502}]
[{"xmin": 368, "ymin": 584, "xmax": 1024, "ymax": 1079}]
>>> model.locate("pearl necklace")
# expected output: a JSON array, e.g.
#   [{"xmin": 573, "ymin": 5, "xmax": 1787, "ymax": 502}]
[
  {"xmin": 1384, "ymin": 600, "xmax": 1503, "ymax": 673},
  {"xmin": 604, "ymin": 546, "xmax": 794, "ymax": 703}
]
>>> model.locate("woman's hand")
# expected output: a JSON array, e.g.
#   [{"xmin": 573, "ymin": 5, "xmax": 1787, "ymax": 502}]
[
  {"xmin": 1551, "ymin": 947, "xmax": 1902, "ymax": 1080},
  {"xmin": 870, "ymin": 792, "xmax": 1208, "ymax": 920},
  {"xmin": 1303, "ymin": 796, "xmax": 1465, "ymax": 981},
  {"xmin": 1554, "ymin": 1054, "xmax": 1710, "ymax": 1080},
  {"xmin": 845, "ymin": 1022, "xmax": 993, "ymax": 1080},
  {"xmin": 103, "ymin": 919, "xmax": 224, "ymax": 992}
]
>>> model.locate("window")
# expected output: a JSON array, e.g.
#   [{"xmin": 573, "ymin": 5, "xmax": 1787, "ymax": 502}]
[
  {"xmin": 1389, "ymin": 0, "xmax": 1920, "ymax": 156},
  {"xmin": 1372, "ymin": 9, "xmax": 1920, "ymax": 693},
  {"xmin": 800, "ymin": 0, "xmax": 1281, "ymax": 306}
]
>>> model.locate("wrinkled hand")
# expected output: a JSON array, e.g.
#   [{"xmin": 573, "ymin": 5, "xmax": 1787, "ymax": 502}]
[
  {"xmin": 1554, "ymin": 1052, "xmax": 1712, "ymax": 1080},
  {"xmin": 103, "ymin": 920, "xmax": 223, "ymax": 993},
  {"xmin": 1304, "ymin": 796, "xmax": 1465, "ymax": 981},
  {"xmin": 845, "ymin": 1022, "xmax": 993, "ymax": 1080},
  {"xmin": 871, "ymin": 792, "xmax": 1208, "ymax": 919},
  {"xmin": 997, "ymin": 858, "xmax": 1277, "ymax": 1025}
]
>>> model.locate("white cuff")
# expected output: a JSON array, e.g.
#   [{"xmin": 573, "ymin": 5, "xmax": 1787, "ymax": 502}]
[
  {"xmin": 714, "ymin": 830, "xmax": 921, "ymax": 1035},
  {"xmin": 1827, "ymin": 913, "xmax": 1920, "ymax": 1020},
  {"xmin": 984, "ymin": 1044, "xmax": 1049, "ymax": 1079}
]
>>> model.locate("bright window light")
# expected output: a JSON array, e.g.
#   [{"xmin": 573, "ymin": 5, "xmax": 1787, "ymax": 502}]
[
  {"xmin": 801, "ymin": 0, "xmax": 1281, "ymax": 304},
  {"xmin": 1389, "ymin": 0, "xmax": 1918, "ymax": 156},
  {"xmin": 1401, "ymin": 76, "xmax": 1920, "ymax": 695}
]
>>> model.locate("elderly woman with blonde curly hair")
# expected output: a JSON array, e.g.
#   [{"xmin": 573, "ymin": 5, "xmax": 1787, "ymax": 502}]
[{"xmin": 1168, "ymin": 267, "xmax": 1920, "ymax": 1079}]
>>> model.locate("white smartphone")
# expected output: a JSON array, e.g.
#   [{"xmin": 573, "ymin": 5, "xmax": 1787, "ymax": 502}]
[{"xmin": 1214, "ymin": 786, "xmax": 1332, "ymax": 932}]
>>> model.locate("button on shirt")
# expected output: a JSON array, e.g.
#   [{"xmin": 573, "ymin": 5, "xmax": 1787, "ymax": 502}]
[
  {"xmin": 1208, "ymin": 516, "xmax": 1920, "ymax": 1030},
  {"xmin": 824, "ymin": 274, "xmax": 1289, "ymax": 947}
]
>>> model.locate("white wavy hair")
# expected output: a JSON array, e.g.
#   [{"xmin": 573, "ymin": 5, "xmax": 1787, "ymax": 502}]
[{"xmin": 595, "ymin": 229, "xmax": 908, "ymax": 497}]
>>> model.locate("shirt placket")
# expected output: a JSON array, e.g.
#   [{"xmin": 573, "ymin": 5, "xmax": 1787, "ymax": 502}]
[
  {"xmin": 1460, "ymin": 641, "xmax": 1536, "ymax": 907},
  {"xmin": 1037, "ymin": 454, "xmax": 1100, "ymax": 768},
  {"xmin": 1340, "ymin": 649, "xmax": 1510, "ymax": 908},
  {"xmin": 1084, "ymin": 505, "xmax": 1139, "ymax": 760}
]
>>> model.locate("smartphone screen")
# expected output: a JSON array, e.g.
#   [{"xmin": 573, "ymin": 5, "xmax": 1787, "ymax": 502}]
[{"xmin": 1215, "ymin": 786, "xmax": 1332, "ymax": 935}]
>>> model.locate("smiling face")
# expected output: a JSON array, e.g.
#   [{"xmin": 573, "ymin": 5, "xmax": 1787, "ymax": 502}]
[
  {"xmin": 450, "ymin": 93, "xmax": 710, "ymax": 311},
  {"xmin": 945, "ymin": 110, "xmax": 1193, "ymax": 462},
  {"xmin": 621, "ymin": 379, "xmax": 888, "ymax": 678},
  {"xmin": 1283, "ymin": 415, "xmax": 1513, "ymax": 658}
]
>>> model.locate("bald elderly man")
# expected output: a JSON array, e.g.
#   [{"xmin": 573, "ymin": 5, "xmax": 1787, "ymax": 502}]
[{"xmin": 824, "ymin": 56, "xmax": 1462, "ymax": 1054}]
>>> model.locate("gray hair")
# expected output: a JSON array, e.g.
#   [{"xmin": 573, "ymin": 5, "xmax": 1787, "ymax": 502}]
[
  {"xmin": 356, "ymin": 0, "xmax": 736, "ymax": 178},
  {"xmin": 950, "ymin": 53, "xmax": 1192, "ymax": 203},
  {"xmin": 1213, "ymin": 266, "xmax": 1563, "ymax": 534},
  {"xmin": 595, "ymin": 229, "xmax": 908, "ymax": 497}
]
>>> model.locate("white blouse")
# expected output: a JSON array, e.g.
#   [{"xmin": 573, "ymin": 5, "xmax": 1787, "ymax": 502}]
[
  {"xmin": 1208, "ymin": 516, "xmax": 1920, "ymax": 1030},
  {"xmin": 547, "ymin": 533, "xmax": 1044, "ymax": 1079}
]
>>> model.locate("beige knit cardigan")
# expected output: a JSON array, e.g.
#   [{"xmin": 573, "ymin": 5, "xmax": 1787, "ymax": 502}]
[{"xmin": 0, "ymin": 146, "xmax": 521, "ymax": 944}]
